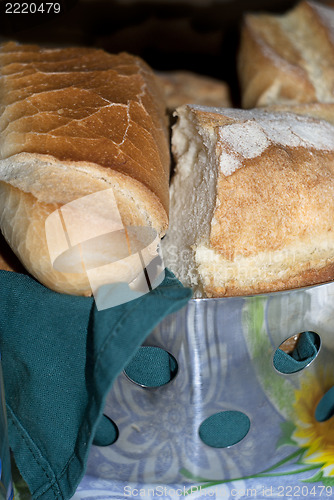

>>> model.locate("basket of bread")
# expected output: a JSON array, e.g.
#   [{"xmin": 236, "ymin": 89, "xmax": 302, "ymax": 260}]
[{"xmin": 1, "ymin": 1, "xmax": 334, "ymax": 499}]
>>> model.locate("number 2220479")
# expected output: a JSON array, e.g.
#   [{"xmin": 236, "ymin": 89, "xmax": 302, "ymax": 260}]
[
  {"xmin": 5, "ymin": 3, "xmax": 61, "ymax": 14},
  {"xmin": 277, "ymin": 485, "xmax": 333, "ymax": 497}
]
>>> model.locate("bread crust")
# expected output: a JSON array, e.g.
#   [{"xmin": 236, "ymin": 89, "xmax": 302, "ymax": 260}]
[
  {"xmin": 205, "ymin": 262, "xmax": 334, "ymax": 298},
  {"xmin": 238, "ymin": 1, "xmax": 334, "ymax": 108},
  {"xmin": 168, "ymin": 105, "xmax": 334, "ymax": 297},
  {"xmin": 0, "ymin": 42, "xmax": 170, "ymax": 295},
  {"xmin": 157, "ymin": 70, "xmax": 231, "ymax": 112}
]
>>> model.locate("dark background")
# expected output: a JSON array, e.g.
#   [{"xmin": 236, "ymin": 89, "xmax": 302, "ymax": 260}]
[{"xmin": 0, "ymin": 0, "xmax": 330, "ymax": 104}]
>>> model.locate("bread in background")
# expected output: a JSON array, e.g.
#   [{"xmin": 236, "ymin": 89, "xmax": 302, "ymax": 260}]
[
  {"xmin": 163, "ymin": 105, "xmax": 334, "ymax": 297},
  {"xmin": 238, "ymin": 1, "xmax": 334, "ymax": 108},
  {"xmin": 157, "ymin": 70, "xmax": 231, "ymax": 113}
]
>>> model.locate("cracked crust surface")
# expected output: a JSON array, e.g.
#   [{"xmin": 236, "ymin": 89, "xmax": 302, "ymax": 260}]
[
  {"xmin": 0, "ymin": 41, "xmax": 170, "ymax": 217},
  {"xmin": 0, "ymin": 41, "xmax": 170, "ymax": 294}
]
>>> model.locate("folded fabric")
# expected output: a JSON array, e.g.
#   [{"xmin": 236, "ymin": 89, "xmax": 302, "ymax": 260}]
[
  {"xmin": 273, "ymin": 331, "xmax": 320, "ymax": 374},
  {"xmin": 0, "ymin": 269, "xmax": 191, "ymax": 500},
  {"xmin": 124, "ymin": 345, "xmax": 178, "ymax": 388}
]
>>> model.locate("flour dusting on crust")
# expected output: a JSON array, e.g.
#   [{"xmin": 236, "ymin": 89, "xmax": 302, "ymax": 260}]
[{"xmin": 209, "ymin": 108, "xmax": 334, "ymax": 176}]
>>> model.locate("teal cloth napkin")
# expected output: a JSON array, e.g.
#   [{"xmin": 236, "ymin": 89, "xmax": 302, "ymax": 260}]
[
  {"xmin": 124, "ymin": 345, "xmax": 178, "ymax": 387},
  {"xmin": 0, "ymin": 269, "xmax": 191, "ymax": 500},
  {"xmin": 273, "ymin": 331, "xmax": 320, "ymax": 374}
]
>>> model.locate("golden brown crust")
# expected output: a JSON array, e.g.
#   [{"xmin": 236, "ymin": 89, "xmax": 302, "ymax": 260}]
[
  {"xmin": 211, "ymin": 145, "xmax": 334, "ymax": 259},
  {"xmin": 0, "ymin": 41, "xmax": 170, "ymax": 220},
  {"xmin": 0, "ymin": 41, "xmax": 170, "ymax": 295},
  {"xmin": 205, "ymin": 262, "xmax": 334, "ymax": 298}
]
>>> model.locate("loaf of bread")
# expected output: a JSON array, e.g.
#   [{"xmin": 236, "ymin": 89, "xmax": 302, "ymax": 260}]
[
  {"xmin": 0, "ymin": 41, "xmax": 170, "ymax": 295},
  {"xmin": 157, "ymin": 70, "xmax": 231, "ymax": 113},
  {"xmin": 238, "ymin": 1, "xmax": 334, "ymax": 108},
  {"xmin": 162, "ymin": 105, "xmax": 334, "ymax": 297}
]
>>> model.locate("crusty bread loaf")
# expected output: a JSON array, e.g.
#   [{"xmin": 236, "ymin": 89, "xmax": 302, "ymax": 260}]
[
  {"xmin": 162, "ymin": 105, "xmax": 334, "ymax": 297},
  {"xmin": 156, "ymin": 70, "xmax": 231, "ymax": 112},
  {"xmin": 238, "ymin": 1, "xmax": 334, "ymax": 108},
  {"xmin": 0, "ymin": 41, "xmax": 170, "ymax": 295}
]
